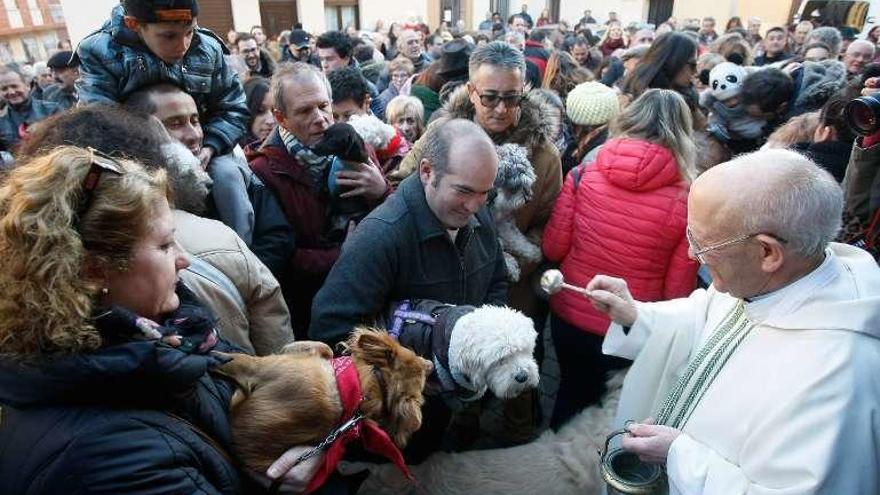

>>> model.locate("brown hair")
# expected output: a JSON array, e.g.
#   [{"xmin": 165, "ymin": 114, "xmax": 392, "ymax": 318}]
[{"xmin": 0, "ymin": 147, "xmax": 169, "ymax": 355}]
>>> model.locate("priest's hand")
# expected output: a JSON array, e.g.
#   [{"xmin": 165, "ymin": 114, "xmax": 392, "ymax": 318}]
[
  {"xmin": 585, "ymin": 275, "xmax": 637, "ymax": 327},
  {"xmin": 622, "ymin": 418, "xmax": 681, "ymax": 465}
]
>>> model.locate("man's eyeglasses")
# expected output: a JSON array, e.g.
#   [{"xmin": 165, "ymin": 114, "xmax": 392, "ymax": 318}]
[
  {"xmin": 474, "ymin": 90, "xmax": 524, "ymax": 109},
  {"xmin": 686, "ymin": 227, "xmax": 787, "ymax": 264}
]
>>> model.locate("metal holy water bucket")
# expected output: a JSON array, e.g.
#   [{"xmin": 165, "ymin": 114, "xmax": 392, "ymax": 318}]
[{"xmin": 598, "ymin": 426, "xmax": 667, "ymax": 495}]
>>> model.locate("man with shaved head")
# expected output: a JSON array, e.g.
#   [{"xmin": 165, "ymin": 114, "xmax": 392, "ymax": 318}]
[
  {"xmin": 586, "ymin": 149, "xmax": 880, "ymax": 493},
  {"xmin": 310, "ymin": 118, "xmax": 508, "ymax": 460}
]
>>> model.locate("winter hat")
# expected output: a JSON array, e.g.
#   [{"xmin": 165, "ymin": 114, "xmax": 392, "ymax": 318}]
[
  {"xmin": 709, "ymin": 62, "xmax": 747, "ymax": 101},
  {"xmin": 565, "ymin": 81, "xmax": 620, "ymax": 127}
]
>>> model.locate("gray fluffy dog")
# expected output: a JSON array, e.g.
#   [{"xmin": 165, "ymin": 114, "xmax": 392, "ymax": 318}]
[
  {"xmin": 490, "ymin": 143, "xmax": 541, "ymax": 282},
  {"xmin": 340, "ymin": 370, "xmax": 626, "ymax": 495}
]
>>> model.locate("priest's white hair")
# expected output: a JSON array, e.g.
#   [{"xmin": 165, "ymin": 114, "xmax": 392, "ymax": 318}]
[{"xmin": 728, "ymin": 149, "xmax": 842, "ymax": 258}]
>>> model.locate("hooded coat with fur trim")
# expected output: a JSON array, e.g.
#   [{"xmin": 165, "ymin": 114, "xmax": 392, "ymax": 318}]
[
  {"xmin": 542, "ymin": 138, "xmax": 699, "ymax": 335},
  {"xmin": 390, "ymin": 86, "xmax": 564, "ymax": 313},
  {"xmin": 788, "ymin": 59, "xmax": 847, "ymax": 118}
]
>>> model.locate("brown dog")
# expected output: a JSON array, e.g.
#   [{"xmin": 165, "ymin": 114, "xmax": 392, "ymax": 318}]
[{"xmin": 214, "ymin": 328, "xmax": 433, "ymax": 473}]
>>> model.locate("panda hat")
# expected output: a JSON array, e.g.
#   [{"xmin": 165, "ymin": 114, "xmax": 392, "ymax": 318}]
[{"xmin": 709, "ymin": 62, "xmax": 748, "ymax": 101}]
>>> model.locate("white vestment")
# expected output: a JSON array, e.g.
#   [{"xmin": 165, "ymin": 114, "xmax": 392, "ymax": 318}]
[{"xmin": 603, "ymin": 243, "xmax": 880, "ymax": 495}]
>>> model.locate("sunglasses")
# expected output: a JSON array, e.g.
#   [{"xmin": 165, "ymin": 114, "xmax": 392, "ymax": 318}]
[{"xmin": 474, "ymin": 90, "xmax": 525, "ymax": 109}]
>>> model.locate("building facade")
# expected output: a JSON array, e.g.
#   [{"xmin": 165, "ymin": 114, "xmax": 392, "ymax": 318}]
[
  {"xmin": 0, "ymin": 0, "xmax": 68, "ymax": 64},
  {"xmin": 62, "ymin": 0, "xmax": 800, "ymax": 51}
]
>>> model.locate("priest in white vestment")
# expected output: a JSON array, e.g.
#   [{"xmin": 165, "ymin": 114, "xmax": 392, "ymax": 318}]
[{"xmin": 585, "ymin": 149, "xmax": 880, "ymax": 495}]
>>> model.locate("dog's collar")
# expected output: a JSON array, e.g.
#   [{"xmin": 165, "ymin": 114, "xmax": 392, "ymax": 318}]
[{"xmin": 296, "ymin": 357, "xmax": 413, "ymax": 493}]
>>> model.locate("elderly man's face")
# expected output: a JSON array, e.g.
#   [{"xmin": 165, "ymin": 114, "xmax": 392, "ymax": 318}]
[
  {"xmin": 421, "ymin": 140, "xmax": 497, "ymax": 230},
  {"xmin": 467, "ymin": 65, "xmax": 524, "ymax": 135},
  {"xmin": 273, "ymin": 74, "xmax": 332, "ymax": 146},
  {"xmin": 0, "ymin": 71, "xmax": 30, "ymax": 106},
  {"xmin": 400, "ymin": 31, "xmax": 424, "ymax": 59},
  {"xmin": 844, "ymin": 41, "xmax": 875, "ymax": 75},
  {"xmin": 748, "ymin": 19, "xmax": 761, "ymax": 34},
  {"xmin": 36, "ymin": 71, "xmax": 54, "ymax": 88}
]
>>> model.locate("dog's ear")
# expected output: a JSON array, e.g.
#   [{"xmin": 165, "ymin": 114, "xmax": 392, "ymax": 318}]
[
  {"xmin": 211, "ymin": 353, "xmax": 260, "ymax": 395},
  {"xmin": 351, "ymin": 329, "xmax": 395, "ymax": 366}
]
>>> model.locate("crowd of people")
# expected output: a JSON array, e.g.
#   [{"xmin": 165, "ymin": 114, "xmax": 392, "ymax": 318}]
[{"xmin": 0, "ymin": 0, "xmax": 878, "ymax": 493}]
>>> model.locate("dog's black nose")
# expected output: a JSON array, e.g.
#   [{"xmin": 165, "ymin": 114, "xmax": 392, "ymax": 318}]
[{"xmin": 514, "ymin": 371, "xmax": 528, "ymax": 383}]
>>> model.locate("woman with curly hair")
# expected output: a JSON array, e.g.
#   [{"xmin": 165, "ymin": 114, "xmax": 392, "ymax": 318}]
[{"xmin": 0, "ymin": 147, "xmax": 317, "ymax": 493}]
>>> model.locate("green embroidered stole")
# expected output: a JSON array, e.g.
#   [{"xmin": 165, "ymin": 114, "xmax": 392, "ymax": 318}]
[{"xmin": 655, "ymin": 300, "xmax": 755, "ymax": 429}]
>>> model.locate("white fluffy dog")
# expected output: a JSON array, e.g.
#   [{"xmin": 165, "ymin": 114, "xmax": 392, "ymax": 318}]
[
  {"xmin": 448, "ymin": 305, "xmax": 540, "ymax": 400},
  {"xmin": 490, "ymin": 144, "xmax": 542, "ymax": 282},
  {"xmin": 341, "ymin": 370, "xmax": 625, "ymax": 495}
]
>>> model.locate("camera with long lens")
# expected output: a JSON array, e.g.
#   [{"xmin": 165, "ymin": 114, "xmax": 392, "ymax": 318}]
[{"xmin": 845, "ymin": 95, "xmax": 880, "ymax": 136}]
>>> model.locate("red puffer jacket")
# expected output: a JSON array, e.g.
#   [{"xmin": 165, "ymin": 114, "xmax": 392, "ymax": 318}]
[{"xmin": 542, "ymin": 137, "xmax": 698, "ymax": 335}]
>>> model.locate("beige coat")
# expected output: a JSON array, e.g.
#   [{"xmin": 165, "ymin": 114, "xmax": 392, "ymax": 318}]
[
  {"xmin": 390, "ymin": 86, "xmax": 563, "ymax": 315},
  {"xmin": 175, "ymin": 210, "xmax": 294, "ymax": 355}
]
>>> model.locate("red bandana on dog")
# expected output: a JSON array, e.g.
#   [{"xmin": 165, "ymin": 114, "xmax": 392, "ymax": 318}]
[{"xmin": 305, "ymin": 356, "xmax": 414, "ymax": 493}]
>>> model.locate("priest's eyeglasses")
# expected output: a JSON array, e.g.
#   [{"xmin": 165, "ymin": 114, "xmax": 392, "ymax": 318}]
[{"xmin": 686, "ymin": 227, "xmax": 787, "ymax": 264}]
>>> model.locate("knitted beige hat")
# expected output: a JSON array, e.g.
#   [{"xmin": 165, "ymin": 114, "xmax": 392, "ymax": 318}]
[{"xmin": 565, "ymin": 81, "xmax": 620, "ymax": 126}]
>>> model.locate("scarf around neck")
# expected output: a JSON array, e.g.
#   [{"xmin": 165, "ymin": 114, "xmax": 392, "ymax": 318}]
[{"xmin": 279, "ymin": 126, "xmax": 334, "ymax": 187}]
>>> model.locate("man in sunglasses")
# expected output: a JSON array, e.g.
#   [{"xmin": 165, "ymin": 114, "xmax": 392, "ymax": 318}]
[
  {"xmin": 392, "ymin": 40, "xmax": 563, "ymax": 445},
  {"xmin": 588, "ymin": 149, "xmax": 880, "ymax": 494}
]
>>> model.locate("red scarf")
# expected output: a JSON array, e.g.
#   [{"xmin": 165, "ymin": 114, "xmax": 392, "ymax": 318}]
[{"xmin": 305, "ymin": 356, "xmax": 414, "ymax": 493}]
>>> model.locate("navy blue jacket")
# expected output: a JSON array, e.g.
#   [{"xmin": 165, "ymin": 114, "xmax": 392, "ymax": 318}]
[
  {"xmin": 0, "ymin": 301, "xmax": 244, "ymax": 493},
  {"xmin": 75, "ymin": 5, "xmax": 248, "ymax": 155},
  {"xmin": 0, "ymin": 97, "xmax": 62, "ymax": 146}
]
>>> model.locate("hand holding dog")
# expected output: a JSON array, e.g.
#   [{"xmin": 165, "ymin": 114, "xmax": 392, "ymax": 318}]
[
  {"xmin": 336, "ymin": 159, "xmax": 387, "ymax": 201},
  {"xmin": 622, "ymin": 418, "xmax": 681, "ymax": 465},
  {"xmin": 585, "ymin": 275, "xmax": 638, "ymax": 327},
  {"xmin": 248, "ymin": 446, "xmax": 324, "ymax": 494}
]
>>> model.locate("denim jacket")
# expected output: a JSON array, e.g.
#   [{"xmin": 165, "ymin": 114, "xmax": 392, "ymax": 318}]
[{"xmin": 75, "ymin": 5, "xmax": 247, "ymax": 155}]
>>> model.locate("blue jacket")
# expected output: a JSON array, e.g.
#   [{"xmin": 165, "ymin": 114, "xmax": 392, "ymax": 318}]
[
  {"xmin": 0, "ymin": 97, "xmax": 62, "ymax": 146},
  {"xmin": 75, "ymin": 5, "xmax": 247, "ymax": 155},
  {"xmin": 0, "ymin": 289, "xmax": 246, "ymax": 494}
]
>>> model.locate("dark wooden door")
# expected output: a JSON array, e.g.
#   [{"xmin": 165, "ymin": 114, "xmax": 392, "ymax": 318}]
[
  {"xmin": 259, "ymin": 0, "xmax": 299, "ymax": 38},
  {"xmin": 647, "ymin": 0, "xmax": 674, "ymax": 26},
  {"xmin": 197, "ymin": 0, "xmax": 234, "ymax": 36}
]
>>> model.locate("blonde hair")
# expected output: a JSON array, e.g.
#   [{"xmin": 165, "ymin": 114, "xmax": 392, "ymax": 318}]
[
  {"xmin": 385, "ymin": 95, "xmax": 425, "ymax": 138},
  {"xmin": 612, "ymin": 88, "xmax": 698, "ymax": 182},
  {"xmin": 763, "ymin": 111, "xmax": 820, "ymax": 149},
  {"xmin": 388, "ymin": 56, "xmax": 415, "ymax": 75},
  {"xmin": 0, "ymin": 147, "xmax": 169, "ymax": 355}
]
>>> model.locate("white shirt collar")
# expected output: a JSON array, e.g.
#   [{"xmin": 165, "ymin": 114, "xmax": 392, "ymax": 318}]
[{"xmin": 744, "ymin": 248, "xmax": 838, "ymax": 323}]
